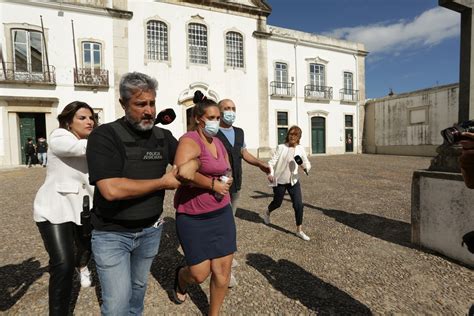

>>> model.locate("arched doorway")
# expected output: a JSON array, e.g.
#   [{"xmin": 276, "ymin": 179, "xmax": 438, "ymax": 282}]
[{"xmin": 311, "ymin": 116, "xmax": 326, "ymax": 154}]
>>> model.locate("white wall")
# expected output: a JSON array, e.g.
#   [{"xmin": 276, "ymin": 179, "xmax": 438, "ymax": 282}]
[{"xmin": 128, "ymin": 1, "xmax": 261, "ymax": 147}]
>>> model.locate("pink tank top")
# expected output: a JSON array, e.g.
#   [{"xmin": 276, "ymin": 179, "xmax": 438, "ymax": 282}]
[{"xmin": 174, "ymin": 131, "xmax": 231, "ymax": 215}]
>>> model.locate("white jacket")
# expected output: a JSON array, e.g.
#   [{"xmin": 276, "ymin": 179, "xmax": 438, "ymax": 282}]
[
  {"xmin": 33, "ymin": 128, "xmax": 93, "ymax": 225},
  {"xmin": 268, "ymin": 143, "xmax": 311, "ymax": 186}
]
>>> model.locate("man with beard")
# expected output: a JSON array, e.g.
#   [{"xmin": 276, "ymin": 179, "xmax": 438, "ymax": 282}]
[{"xmin": 86, "ymin": 72, "xmax": 194, "ymax": 314}]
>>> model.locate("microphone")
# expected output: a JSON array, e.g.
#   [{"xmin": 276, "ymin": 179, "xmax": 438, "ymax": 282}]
[
  {"xmin": 155, "ymin": 108, "xmax": 176, "ymax": 125},
  {"xmin": 294, "ymin": 155, "xmax": 308, "ymax": 176}
]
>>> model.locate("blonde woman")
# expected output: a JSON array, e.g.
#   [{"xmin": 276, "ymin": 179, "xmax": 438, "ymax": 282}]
[{"xmin": 264, "ymin": 125, "xmax": 312, "ymax": 241}]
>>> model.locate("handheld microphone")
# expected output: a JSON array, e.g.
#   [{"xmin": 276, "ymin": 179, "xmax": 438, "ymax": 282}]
[
  {"xmin": 294, "ymin": 155, "xmax": 308, "ymax": 176},
  {"xmin": 155, "ymin": 108, "xmax": 176, "ymax": 125}
]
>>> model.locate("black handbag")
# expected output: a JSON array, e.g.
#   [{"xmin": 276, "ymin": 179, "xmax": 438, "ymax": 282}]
[{"xmin": 462, "ymin": 231, "xmax": 474, "ymax": 254}]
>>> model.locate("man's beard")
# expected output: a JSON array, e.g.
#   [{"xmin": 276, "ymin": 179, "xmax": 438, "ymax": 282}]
[{"xmin": 125, "ymin": 113, "xmax": 155, "ymax": 131}]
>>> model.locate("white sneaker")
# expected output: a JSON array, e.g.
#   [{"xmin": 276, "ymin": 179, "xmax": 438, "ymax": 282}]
[
  {"xmin": 232, "ymin": 258, "xmax": 239, "ymax": 268},
  {"xmin": 296, "ymin": 231, "xmax": 310, "ymax": 241},
  {"xmin": 228, "ymin": 272, "xmax": 238, "ymax": 288},
  {"xmin": 79, "ymin": 267, "xmax": 92, "ymax": 288},
  {"xmin": 263, "ymin": 210, "xmax": 271, "ymax": 225}
]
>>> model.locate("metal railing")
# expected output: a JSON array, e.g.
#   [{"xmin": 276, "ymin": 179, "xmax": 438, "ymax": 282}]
[
  {"xmin": 0, "ymin": 62, "xmax": 56, "ymax": 84},
  {"xmin": 339, "ymin": 88, "xmax": 359, "ymax": 102},
  {"xmin": 74, "ymin": 68, "xmax": 109, "ymax": 87},
  {"xmin": 270, "ymin": 81, "xmax": 294, "ymax": 97},
  {"xmin": 304, "ymin": 85, "xmax": 333, "ymax": 100}
]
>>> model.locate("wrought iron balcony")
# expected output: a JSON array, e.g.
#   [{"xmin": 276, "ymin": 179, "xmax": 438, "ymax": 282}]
[
  {"xmin": 0, "ymin": 62, "xmax": 56, "ymax": 84},
  {"xmin": 304, "ymin": 85, "xmax": 333, "ymax": 100},
  {"xmin": 339, "ymin": 88, "xmax": 359, "ymax": 102},
  {"xmin": 270, "ymin": 81, "xmax": 294, "ymax": 97},
  {"xmin": 74, "ymin": 68, "xmax": 109, "ymax": 87}
]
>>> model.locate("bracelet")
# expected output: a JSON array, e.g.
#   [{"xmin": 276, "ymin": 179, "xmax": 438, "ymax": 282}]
[{"xmin": 211, "ymin": 178, "xmax": 215, "ymax": 191}]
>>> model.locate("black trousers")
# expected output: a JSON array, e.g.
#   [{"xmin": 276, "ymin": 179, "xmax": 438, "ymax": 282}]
[
  {"xmin": 268, "ymin": 181, "xmax": 304, "ymax": 226},
  {"xmin": 37, "ymin": 221, "xmax": 91, "ymax": 316}
]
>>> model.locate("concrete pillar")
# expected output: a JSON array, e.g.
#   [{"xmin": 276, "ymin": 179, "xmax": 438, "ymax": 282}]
[{"xmin": 254, "ymin": 16, "xmax": 271, "ymax": 158}]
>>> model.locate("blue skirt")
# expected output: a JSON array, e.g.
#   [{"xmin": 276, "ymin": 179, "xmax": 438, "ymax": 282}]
[{"xmin": 176, "ymin": 204, "xmax": 237, "ymax": 266}]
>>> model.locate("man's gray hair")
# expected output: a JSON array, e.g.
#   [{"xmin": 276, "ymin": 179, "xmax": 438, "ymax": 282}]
[{"xmin": 119, "ymin": 72, "xmax": 158, "ymax": 104}]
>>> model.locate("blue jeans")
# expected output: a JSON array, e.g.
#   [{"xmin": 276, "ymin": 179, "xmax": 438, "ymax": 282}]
[
  {"xmin": 37, "ymin": 152, "xmax": 47, "ymax": 166},
  {"xmin": 91, "ymin": 224, "xmax": 163, "ymax": 315}
]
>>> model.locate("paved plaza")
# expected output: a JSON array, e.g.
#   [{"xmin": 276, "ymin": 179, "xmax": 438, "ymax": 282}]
[{"xmin": 0, "ymin": 154, "xmax": 472, "ymax": 315}]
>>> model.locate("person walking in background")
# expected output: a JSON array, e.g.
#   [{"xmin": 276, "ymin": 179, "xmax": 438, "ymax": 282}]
[
  {"xmin": 34, "ymin": 101, "xmax": 96, "ymax": 315},
  {"xmin": 37, "ymin": 137, "xmax": 48, "ymax": 167},
  {"xmin": 172, "ymin": 90, "xmax": 235, "ymax": 316},
  {"xmin": 264, "ymin": 125, "xmax": 312, "ymax": 241},
  {"xmin": 216, "ymin": 98, "xmax": 270, "ymax": 287},
  {"xmin": 25, "ymin": 137, "xmax": 36, "ymax": 167}
]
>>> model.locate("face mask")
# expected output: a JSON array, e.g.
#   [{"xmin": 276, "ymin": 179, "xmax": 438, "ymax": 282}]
[
  {"xmin": 203, "ymin": 119, "xmax": 220, "ymax": 137},
  {"xmin": 222, "ymin": 111, "xmax": 236, "ymax": 125}
]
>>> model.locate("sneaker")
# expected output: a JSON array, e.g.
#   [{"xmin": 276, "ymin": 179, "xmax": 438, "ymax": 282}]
[
  {"xmin": 228, "ymin": 272, "xmax": 238, "ymax": 288},
  {"xmin": 79, "ymin": 267, "xmax": 92, "ymax": 288},
  {"xmin": 296, "ymin": 231, "xmax": 310, "ymax": 241},
  {"xmin": 263, "ymin": 210, "xmax": 271, "ymax": 225},
  {"xmin": 232, "ymin": 258, "xmax": 239, "ymax": 268}
]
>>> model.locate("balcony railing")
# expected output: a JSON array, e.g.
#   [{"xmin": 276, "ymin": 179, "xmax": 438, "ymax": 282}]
[
  {"xmin": 339, "ymin": 88, "xmax": 359, "ymax": 102},
  {"xmin": 304, "ymin": 85, "xmax": 333, "ymax": 100},
  {"xmin": 270, "ymin": 81, "xmax": 294, "ymax": 97},
  {"xmin": 0, "ymin": 62, "xmax": 56, "ymax": 84},
  {"xmin": 74, "ymin": 68, "xmax": 109, "ymax": 87}
]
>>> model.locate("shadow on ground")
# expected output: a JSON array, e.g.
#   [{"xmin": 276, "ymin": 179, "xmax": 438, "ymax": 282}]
[
  {"xmin": 247, "ymin": 190, "xmax": 412, "ymax": 248},
  {"xmin": 246, "ymin": 253, "xmax": 372, "ymax": 314},
  {"xmin": 150, "ymin": 217, "xmax": 209, "ymax": 314},
  {"xmin": 0, "ymin": 257, "xmax": 47, "ymax": 311}
]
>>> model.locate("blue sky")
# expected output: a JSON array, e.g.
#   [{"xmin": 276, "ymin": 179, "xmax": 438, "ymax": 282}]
[{"xmin": 266, "ymin": 0, "xmax": 460, "ymax": 99}]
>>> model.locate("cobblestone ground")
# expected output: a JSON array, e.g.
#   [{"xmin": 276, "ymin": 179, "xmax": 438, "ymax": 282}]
[{"xmin": 0, "ymin": 154, "xmax": 473, "ymax": 315}]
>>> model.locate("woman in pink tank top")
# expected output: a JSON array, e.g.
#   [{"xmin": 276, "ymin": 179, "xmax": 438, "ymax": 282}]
[{"xmin": 171, "ymin": 90, "xmax": 236, "ymax": 315}]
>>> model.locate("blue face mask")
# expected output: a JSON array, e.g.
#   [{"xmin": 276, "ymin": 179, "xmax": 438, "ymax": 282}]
[
  {"xmin": 222, "ymin": 111, "xmax": 236, "ymax": 125},
  {"xmin": 203, "ymin": 119, "xmax": 220, "ymax": 137}
]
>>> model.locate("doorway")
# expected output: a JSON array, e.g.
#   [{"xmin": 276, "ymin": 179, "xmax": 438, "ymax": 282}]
[
  {"xmin": 311, "ymin": 116, "xmax": 325, "ymax": 154},
  {"xmin": 19, "ymin": 113, "xmax": 46, "ymax": 164}
]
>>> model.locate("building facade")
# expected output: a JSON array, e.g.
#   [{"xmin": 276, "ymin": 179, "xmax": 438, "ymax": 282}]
[{"xmin": 0, "ymin": 0, "xmax": 366, "ymax": 167}]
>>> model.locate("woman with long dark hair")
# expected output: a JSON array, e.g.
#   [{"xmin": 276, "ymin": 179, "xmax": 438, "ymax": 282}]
[
  {"xmin": 172, "ymin": 90, "xmax": 235, "ymax": 316},
  {"xmin": 33, "ymin": 101, "xmax": 97, "ymax": 315}
]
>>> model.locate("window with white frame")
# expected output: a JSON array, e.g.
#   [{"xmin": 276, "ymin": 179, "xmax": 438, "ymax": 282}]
[
  {"xmin": 275, "ymin": 62, "xmax": 288, "ymax": 84},
  {"xmin": 147, "ymin": 20, "xmax": 168, "ymax": 61},
  {"xmin": 310, "ymin": 63, "xmax": 325, "ymax": 87},
  {"xmin": 344, "ymin": 72, "xmax": 353, "ymax": 93},
  {"xmin": 188, "ymin": 23, "xmax": 208, "ymax": 64},
  {"xmin": 225, "ymin": 31, "xmax": 244, "ymax": 68},
  {"xmin": 277, "ymin": 111, "xmax": 288, "ymax": 144},
  {"xmin": 82, "ymin": 41, "xmax": 101, "ymax": 71},
  {"xmin": 12, "ymin": 29, "xmax": 44, "ymax": 73}
]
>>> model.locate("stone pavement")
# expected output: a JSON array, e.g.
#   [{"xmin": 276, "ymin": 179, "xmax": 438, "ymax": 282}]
[{"xmin": 0, "ymin": 154, "xmax": 472, "ymax": 315}]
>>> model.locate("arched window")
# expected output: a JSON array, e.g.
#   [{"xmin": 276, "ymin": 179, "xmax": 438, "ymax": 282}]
[
  {"xmin": 147, "ymin": 20, "xmax": 168, "ymax": 61},
  {"xmin": 225, "ymin": 31, "xmax": 244, "ymax": 68},
  {"xmin": 188, "ymin": 23, "xmax": 208, "ymax": 64}
]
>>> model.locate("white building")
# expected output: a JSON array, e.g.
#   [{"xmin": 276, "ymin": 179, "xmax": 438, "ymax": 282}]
[{"xmin": 0, "ymin": 0, "xmax": 367, "ymax": 167}]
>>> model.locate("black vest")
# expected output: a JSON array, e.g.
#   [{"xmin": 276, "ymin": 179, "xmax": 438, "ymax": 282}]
[
  {"xmin": 216, "ymin": 127, "xmax": 244, "ymax": 193},
  {"xmin": 96, "ymin": 121, "xmax": 169, "ymax": 221}
]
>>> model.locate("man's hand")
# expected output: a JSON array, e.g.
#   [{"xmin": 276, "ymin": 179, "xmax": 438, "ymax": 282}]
[
  {"xmin": 160, "ymin": 166, "xmax": 181, "ymax": 190},
  {"xmin": 267, "ymin": 175, "xmax": 274, "ymax": 183},
  {"xmin": 459, "ymin": 132, "xmax": 474, "ymax": 189},
  {"xmin": 259, "ymin": 162, "xmax": 271, "ymax": 174},
  {"xmin": 176, "ymin": 159, "xmax": 201, "ymax": 183}
]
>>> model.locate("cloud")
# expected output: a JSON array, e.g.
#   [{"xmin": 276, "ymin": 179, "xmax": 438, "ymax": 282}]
[{"xmin": 324, "ymin": 7, "xmax": 459, "ymax": 55}]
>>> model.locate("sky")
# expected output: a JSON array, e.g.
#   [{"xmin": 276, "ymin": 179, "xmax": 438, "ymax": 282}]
[{"xmin": 266, "ymin": 0, "xmax": 461, "ymax": 99}]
